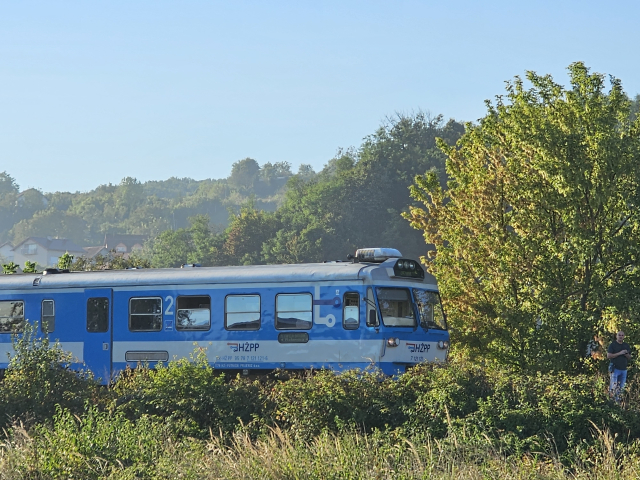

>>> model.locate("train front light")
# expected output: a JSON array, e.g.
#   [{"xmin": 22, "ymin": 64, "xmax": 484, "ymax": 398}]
[
  {"xmin": 387, "ymin": 337, "xmax": 400, "ymax": 347},
  {"xmin": 437, "ymin": 340, "xmax": 450, "ymax": 350}
]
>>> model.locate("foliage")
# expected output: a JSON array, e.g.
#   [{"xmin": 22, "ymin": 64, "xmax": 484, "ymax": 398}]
[
  {"xmin": 260, "ymin": 113, "xmax": 465, "ymax": 264},
  {"xmin": 0, "ymin": 171, "xmax": 19, "ymax": 196},
  {"xmin": 228, "ymin": 157, "xmax": 261, "ymax": 192},
  {"xmin": 4, "ymin": 407, "xmax": 181, "ymax": 479},
  {"xmin": 223, "ymin": 203, "xmax": 281, "ymax": 265},
  {"xmin": 71, "ymin": 252, "xmax": 152, "ymax": 271},
  {"xmin": 267, "ymin": 368, "xmax": 405, "ymax": 441},
  {"xmin": 145, "ymin": 215, "xmax": 223, "ymax": 267},
  {"xmin": 2, "ymin": 261, "xmax": 18, "ymax": 274},
  {"xmin": 406, "ymin": 62, "xmax": 640, "ymax": 370},
  {"xmin": 9, "ymin": 208, "xmax": 87, "ymax": 246},
  {"xmin": 112, "ymin": 350, "xmax": 265, "ymax": 439},
  {"xmin": 0, "ymin": 322, "xmax": 99, "ymax": 429},
  {"xmin": 57, "ymin": 252, "xmax": 74, "ymax": 270},
  {"xmin": 9, "ymin": 418, "xmax": 638, "ymax": 480},
  {"xmin": 22, "ymin": 260, "xmax": 37, "ymax": 273}
]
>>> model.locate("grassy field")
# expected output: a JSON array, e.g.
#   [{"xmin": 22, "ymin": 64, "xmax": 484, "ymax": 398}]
[
  {"xmin": 2, "ymin": 422, "xmax": 640, "ymax": 479},
  {"xmin": 1, "ymin": 327, "xmax": 639, "ymax": 479}
]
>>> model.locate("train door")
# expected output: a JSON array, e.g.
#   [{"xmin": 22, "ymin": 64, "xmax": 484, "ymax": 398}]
[{"xmin": 84, "ymin": 288, "xmax": 113, "ymax": 383}]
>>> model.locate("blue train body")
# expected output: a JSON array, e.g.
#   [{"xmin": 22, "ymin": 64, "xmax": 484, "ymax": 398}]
[{"xmin": 0, "ymin": 249, "xmax": 449, "ymax": 383}]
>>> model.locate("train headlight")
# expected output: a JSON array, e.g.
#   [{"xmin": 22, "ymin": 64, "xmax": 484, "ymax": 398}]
[
  {"xmin": 387, "ymin": 337, "xmax": 400, "ymax": 347},
  {"xmin": 437, "ymin": 340, "xmax": 450, "ymax": 350},
  {"xmin": 392, "ymin": 258, "xmax": 425, "ymax": 279}
]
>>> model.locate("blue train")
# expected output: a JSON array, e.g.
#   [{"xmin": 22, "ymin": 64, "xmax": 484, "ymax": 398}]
[{"xmin": 0, "ymin": 248, "xmax": 449, "ymax": 383}]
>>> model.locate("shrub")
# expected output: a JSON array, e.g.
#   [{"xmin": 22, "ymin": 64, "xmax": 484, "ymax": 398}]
[
  {"xmin": 0, "ymin": 322, "xmax": 99, "ymax": 429},
  {"xmin": 112, "ymin": 349, "xmax": 265, "ymax": 438},
  {"xmin": 4, "ymin": 406, "xmax": 186, "ymax": 479},
  {"xmin": 266, "ymin": 368, "xmax": 406, "ymax": 440},
  {"xmin": 397, "ymin": 359, "xmax": 492, "ymax": 437}
]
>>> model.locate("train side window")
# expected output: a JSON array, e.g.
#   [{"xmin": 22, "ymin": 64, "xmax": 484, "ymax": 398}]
[
  {"xmin": 87, "ymin": 298, "xmax": 109, "ymax": 333},
  {"xmin": 366, "ymin": 288, "xmax": 379, "ymax": 327},
  {"xmin": 343, "ymin": 292, "xmax": 360, "ymax": 330},
  {"xmin": 176, "ymin": 296, "xmax": 211, "ymax": 331},
  {"xmin": 225, "ymin": 295, "xmax": 261, "ymax": 331},
  {"xmin": 129, "ymin": 297, "xmax": 162, "ymax": 332},
  {"xmin": 0, "ymin": 300, "xmax": 25, "ymax": 333},
  {"xmin": 41, "ymin": 299, "xmax": 55, "ymax": 333},
  {"xmin": 275, "ymin": 293, "xmax": 312, "ymax": 330}
]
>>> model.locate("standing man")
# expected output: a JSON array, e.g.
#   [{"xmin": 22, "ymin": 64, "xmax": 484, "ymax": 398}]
[{"xmin": 607, "ymin": 330, "xmax": 632, "ymax": 403}]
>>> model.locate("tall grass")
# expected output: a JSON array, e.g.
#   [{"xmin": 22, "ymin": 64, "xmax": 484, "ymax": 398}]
[
  {"xmin": 3, "ymin": 329, "xmax": 640, "ymax": 478},
  {"xmin": 2, "ymin": 420, "xmax": 640, "ymax": 480}
]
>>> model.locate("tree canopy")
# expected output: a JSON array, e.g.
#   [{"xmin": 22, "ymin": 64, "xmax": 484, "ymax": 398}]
[{"xmin": 406, "ymin": 62, "xmax": 640, "ymax": 371}]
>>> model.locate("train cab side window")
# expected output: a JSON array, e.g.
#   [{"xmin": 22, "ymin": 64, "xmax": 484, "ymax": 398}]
[
  {"xmin": 366, "ymin": 288, "xmax": 379, "ymax": 327},
  {"xmin": 0, "ymin": 301, "xmax": 25, "ymax": 333},
  {"xmin": 412, "ymin": 289, "xmax": 447, "ymax": 331},
  {"xmin": 41, "ymin": 299, "xmax": 55, "ymax": 333},
  {"xmin": 176, "ymin": 296, "xmax": 211, "ymax": 331},
  {"xmin": 225, "ymin": 295, "xmax": 261, "ymax": 331},
  {"xmin": 87, "ymin": 298, "xmax": 109, "ymax": 333},
  {"xmin": 343, "ymin": 292, "xmax": 360, "ymax": 330},
  {"xmin": 129, "ymin": 297, "xmax": 162, "ymax": 332},
  {"xmin": 275, "ymin": 293, "xmax": 312, "ymax": 330}
]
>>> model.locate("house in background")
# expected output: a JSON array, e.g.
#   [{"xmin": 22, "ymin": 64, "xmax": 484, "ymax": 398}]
[
  {"xmin": 0, "ymin": 242, "xmax": 14, "ymax": 264},
  {"xmin": 83, "ymin": 245, "xmax": 110, "ymax": 260},
  {"xmin": 103, "ymin": 234, "xmax": 147, "ymax": 257},
  {"xmin": 12, "ymin": 237, "xmax": 86, "ymax": 269},
  {"xmin": 83, "ymin": 234, "xmax": 148, "ymax": 260}
]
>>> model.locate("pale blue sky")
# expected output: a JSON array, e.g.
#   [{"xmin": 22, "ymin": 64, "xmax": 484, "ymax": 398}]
[{"xmin": 1, "ymin": 1, "xmax": 638, "ymax": 193}]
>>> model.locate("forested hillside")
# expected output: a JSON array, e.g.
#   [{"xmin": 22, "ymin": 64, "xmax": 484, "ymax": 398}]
[
  {"xmin": 0, "ymin": 159, "xmax": 302, "ymax": 248},
  {"xmin": 0, "ymin": 112, "xmax": 464, "ymax": 266}
]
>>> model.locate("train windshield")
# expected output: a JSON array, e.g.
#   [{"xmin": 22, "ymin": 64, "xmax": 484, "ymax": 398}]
[
  {"xmin": 412, "ymin": 289, "xmax": 447, "ymax": 331},
  {"xmin": 376, "ymin": 288, "xmax": 416, "ymax": 327}
]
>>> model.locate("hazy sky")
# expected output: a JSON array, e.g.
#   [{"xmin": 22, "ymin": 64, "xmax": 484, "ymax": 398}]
[{"xmin": 1, "ymin": 1, "xmax": 638, "ymax": 193}]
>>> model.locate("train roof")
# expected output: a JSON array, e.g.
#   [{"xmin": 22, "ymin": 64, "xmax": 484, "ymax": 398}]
[{"xmin": 0, "ymin": 260, "xmax": 437, "ymax": 290}]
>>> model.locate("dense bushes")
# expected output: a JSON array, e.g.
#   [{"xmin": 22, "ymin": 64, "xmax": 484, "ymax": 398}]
[
  {"xmin": 0, "ymin": 323, "xmax": 99, "ymax": 428},
  {"xmin": 112, "ymin": 351, "xmax": 264, "ymax": 438},
  {"xmin": 2, "ymin": 335, "xmax": 640, "ymax": 477}
]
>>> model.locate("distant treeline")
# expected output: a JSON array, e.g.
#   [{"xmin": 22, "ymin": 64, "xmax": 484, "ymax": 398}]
[{"xmin": 0, "ymin": 112, "xmax": 465, "ymax": 264}]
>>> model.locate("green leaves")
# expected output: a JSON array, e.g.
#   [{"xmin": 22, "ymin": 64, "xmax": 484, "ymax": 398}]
[
  {"xmin": 407, "ymin": 62, "xmax": 640, "ymax": 371},
  {"xmin": 2, "ymin": 261, "xmax": 18, "ymax": 274}
]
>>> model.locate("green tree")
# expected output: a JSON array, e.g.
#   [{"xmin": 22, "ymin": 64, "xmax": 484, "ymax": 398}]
[
  {"xmin": 10, "ymin": 208, "xmax": 88, "ymax": 246},
  {"xmin": 0, "ymin": 171, "xmax": 19, "ymax": 196},
  {"xmin": 147, "ymin": 228, "xmax": 194, "ymax": 268},
  {"xmin": 58, "ymin": 252, "xmax": 74, "ymax": 270},
  {"xmin": 222, "ymin": 203, "xmax": 280, "ymax": 265},
  {"xmin": 23, "ymin": 261, "xmax": 37, "ymax": 273},
  {"xmin": 229, "ymin": 158, "xmax": 260, "ymax": 192},
  {"xmin": 2, "ymin": 262, "xmax": 18, "ymax": 274},
  {"xmin": 406, "ymin": 63, "xmax": 640, "ymax": 371},
  {"xmin": 263, "ymin": 113, "xmax": 464, "ymax": 264},
  {"xmin": 187, "ymin": 214, "xmax": 221, "ymax": 266}
]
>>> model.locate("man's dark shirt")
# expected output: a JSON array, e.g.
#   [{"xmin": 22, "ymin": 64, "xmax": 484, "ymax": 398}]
[{"xmin": 609, "ymin": 341, "xmax": 631, "ymax": 370}]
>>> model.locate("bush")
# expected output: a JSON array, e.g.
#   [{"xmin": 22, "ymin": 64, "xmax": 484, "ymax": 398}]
[
  {"xmin": 112, "ymin": 349, "xmax": 265, "ymax": 439},
  {"xmin": 467, "ymin": 369, "xmax": 635, "ymax": 454},
  {"xmin": 266, "ymin": 368, "xmax": 406, "ymax": 440},
  {"xmin": 0, "ymin": 322, "xmax": 100, "ymax": 429},
  {"xmin": 397, "ymin": 360, "xmax": 492, "ymax": 437},
  {"xmin": 4, "ymin": 406, "xmax": 187, "ymax": 479}
]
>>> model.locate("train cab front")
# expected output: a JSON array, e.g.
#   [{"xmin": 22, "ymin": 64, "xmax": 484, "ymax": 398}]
[{"xmin": 355, "ymin": 248, "xmax": 450, "ymax": 375}]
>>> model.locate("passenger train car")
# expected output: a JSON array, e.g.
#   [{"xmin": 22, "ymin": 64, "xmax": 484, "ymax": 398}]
[{"xmin": 0, "ymin": 248, "xmax": 449, "ymax": 383}]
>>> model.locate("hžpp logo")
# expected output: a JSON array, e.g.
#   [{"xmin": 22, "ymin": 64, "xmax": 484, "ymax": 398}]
[
  {"xmin": 406, "ymin": 342, "xmax": 430, "ymax": 353},
  {"xmin": 227, "ymin": 342, "xmax": 260, "ymax": 353}
]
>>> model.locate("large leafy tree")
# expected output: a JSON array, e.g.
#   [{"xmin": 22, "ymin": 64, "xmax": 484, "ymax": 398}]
[
  {"xmin": 406, "ymin": 63, "xmax": 640, "ymax": 371},
  {"xmin": 264, "ymin": 113, "xmax": 465, "ymax": 263}
]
